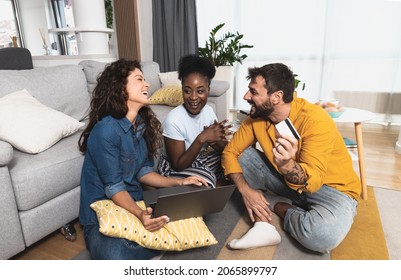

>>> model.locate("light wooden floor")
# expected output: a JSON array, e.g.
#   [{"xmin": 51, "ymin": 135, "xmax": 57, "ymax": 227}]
[
  {"xmin": 11, "ymin": 122, "xmax": 401, "ymax": 260},
  {"xmin": 338, "ymin": 122, "xmax": 401, "ymax": 191}
]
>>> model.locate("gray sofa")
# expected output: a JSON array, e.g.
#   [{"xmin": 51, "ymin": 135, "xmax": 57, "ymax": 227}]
[{"xmin": 0, "ymin": 59, "xmax": 229, "ymax": 259}]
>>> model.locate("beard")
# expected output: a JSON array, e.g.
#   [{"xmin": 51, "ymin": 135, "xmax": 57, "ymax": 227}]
[{"xmin": 249, "ymin": 102, "xmax": 274, "ymax": 120}]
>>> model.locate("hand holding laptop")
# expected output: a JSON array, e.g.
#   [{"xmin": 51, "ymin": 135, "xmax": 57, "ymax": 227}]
[
  {"xmin": 138, "ymin": 175, "xmax": 208, "ymax": 231},
  {"xmin": 140, "ymin": 206, "xmax": 170, "ymax": 232}
]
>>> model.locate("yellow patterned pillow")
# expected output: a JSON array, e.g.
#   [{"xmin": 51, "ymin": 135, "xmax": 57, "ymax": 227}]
[
  {"xmin": 90, "ymin": 200, "xmax": 218, "ymax": 251},
  {"xmin": 148, "ymin": 85, "xmax": 183, "ymax": 106}
]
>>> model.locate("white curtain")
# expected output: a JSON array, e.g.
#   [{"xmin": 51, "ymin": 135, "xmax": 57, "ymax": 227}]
[{"xmin": 197, "ymin": 0, "xmax": 401, "ymax": 123}]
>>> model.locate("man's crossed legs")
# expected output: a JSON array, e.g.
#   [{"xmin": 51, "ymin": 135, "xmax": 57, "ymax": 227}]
[{"xmin": 229, "ymin": 147, "xmax": 357, "ymax": 253}]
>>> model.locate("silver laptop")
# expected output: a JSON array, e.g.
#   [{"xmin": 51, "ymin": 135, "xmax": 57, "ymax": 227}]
[{"xmin": 142, "ymin": 184, "xmax": 236, "ymax": 221}]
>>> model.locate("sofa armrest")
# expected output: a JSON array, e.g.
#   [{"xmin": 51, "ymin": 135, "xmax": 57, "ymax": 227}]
[
  {"xmin": 0, "ymin": 140, "xmax": 13, "ymax": 167},
  {"xmin": 210, "ymin": 80, "xmax": 230, "ymax": 97},
  {"xmin": 0, "ymin": 165, "xmax": 26, "ymax": 259},
  {"xmin": 0, "ymin": 147, "xmax": 25, "ymax": 259},
  {"xmin": 208, "ymin": 80, "xmax": 230, "ymax": 121}
]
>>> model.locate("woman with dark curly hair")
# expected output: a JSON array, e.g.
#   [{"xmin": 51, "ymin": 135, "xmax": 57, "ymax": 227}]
[
  {"xmin": 157, "ymin": 54, "xmax": 232, "ymax": 188},
  {"xmin": 78, "ymin": 59, "xmax": 207, "ymax": 260}
]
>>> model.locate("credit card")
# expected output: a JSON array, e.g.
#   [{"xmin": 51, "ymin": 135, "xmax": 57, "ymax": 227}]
[{"xmin": 275, "ymin": 118, "xmax": 300, "ymax": 140}]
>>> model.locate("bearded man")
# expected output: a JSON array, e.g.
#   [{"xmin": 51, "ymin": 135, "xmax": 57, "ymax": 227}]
[{"xmin": 221, "ymin": 63, "xmax": 360, "ymax": 253}]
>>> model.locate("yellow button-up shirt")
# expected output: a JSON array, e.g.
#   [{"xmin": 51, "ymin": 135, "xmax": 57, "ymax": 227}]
[{"xmin": 222, "ymin": 98, "xmax": 361, "ymax": 200}]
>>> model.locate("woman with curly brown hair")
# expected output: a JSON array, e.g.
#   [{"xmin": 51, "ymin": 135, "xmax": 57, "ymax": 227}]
[{"xmin": 78, "ymin": 59, "xmax": 207, "ymax": 260}]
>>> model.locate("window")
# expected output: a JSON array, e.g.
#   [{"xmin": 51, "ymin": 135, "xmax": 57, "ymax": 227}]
[
  {"xmin": 197, "ymin": 0, "xmax": 401, "ymax": 123},
  {"xmin": 0, "ymin": 0, "xmax": 24, "ymax": 48}
]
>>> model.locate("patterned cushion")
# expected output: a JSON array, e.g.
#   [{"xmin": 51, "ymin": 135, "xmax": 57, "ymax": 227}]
[
  {"xmin": 149, "ymin": 85, "xmax": 183, "ymax": 107},
  {"xmin": 90, "ymin": 199, "xmax": 218, "ymax": 251}
]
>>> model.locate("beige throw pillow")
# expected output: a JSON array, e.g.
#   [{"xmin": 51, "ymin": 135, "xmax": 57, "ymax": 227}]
[{"xmin": 0, "ymin": 89, "xmax": 85, "ymax": 154}]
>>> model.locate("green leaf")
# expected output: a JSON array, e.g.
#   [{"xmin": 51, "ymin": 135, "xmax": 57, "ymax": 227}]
[{"xmin": 197, "ymin": 23, "xmax": 254, "ymax": 66}]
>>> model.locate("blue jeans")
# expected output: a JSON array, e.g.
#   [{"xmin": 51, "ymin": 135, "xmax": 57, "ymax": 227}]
[
  {"xmin": 239, "ymin": 147, "xmax": 358, "ymax": 253},
  {"xmin": 83, "ymin": 224, "xmax": 161, "ymax": 260}
]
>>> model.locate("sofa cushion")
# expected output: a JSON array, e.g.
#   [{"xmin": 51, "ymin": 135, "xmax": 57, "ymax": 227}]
[
  {"xmin": 79, "ymin": 60, "xmax": 163, "ymax": 96},
  {"xmin": 141, "ymin": 61, "xmax": 162, "ymax": 95},
  {"xmin": 158, "ymin": 71, "xmax": 180, "ymax": 87},
  {"xmin": 210, "ymin": 80, "xmax": 229, "ymax": 97},
  {"xmin": 0, "ymin": 89, "xmax": 85, "ymax": 154},
  {"xmin": 9, "ymin": 130, "xmax": 85, "ymax": 211},
  {"xmin": 0, "ymin": 140, "xmax": 13, "ymax": 166},
  {"xmin": 149, "ymin": 85, "xmax": 183, "ymax": 107},
  {"xmin": 150, "ymin": 104, "xmax": 176, "ymax": 122},
  {"xmin": 79, "ymin": 60, "xmax": 108, "ymax": 95},
  {"xmin": 0, "ymin": 65, "xmax": 90, "ymax": 121}
]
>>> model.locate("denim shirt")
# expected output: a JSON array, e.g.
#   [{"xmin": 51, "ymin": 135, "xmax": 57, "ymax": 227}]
[{"xmin": 79, "ymin": 115, "xmax": 154, "ymax": 226}]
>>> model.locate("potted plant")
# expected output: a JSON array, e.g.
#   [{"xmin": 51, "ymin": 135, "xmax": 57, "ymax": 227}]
[
  {"xmin": 197, "ymin": 23, "xmax": 254, "ymax": 67},
  {"xmin": 197, "ymin": 23, "xmax": 253, "ymax": 112},
  {"xmin": 294, "ymin": 74, "xmax": 306, "ymax": 91}
]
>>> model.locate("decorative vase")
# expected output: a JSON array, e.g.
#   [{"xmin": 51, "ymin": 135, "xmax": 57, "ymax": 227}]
[{"xmin": 42, "ymin": 44, "xmax": 52, "ymax": 55}]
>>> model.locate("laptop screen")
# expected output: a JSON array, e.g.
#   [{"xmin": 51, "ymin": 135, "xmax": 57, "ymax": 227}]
[{"xmin": 143, "ymin": 184, "xmax": 236, "ymax": 221}]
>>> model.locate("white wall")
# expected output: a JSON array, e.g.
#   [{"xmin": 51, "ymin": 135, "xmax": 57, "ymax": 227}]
[
  {"xmin": 17, "ymin": 0, "xmax": 152, "ymax": 60},
  {"xmin": 18, "ymin": 0, "xmax": 118, "ymax": 58},
  {"xmin": 196, "ymin": 0, "xmax": 237, "ymax": 50},
  {"xmin": 197, "ymin": 0, "xmax": 401, "ymax": 123},
  {"xmin": 137, "ymin": 0, "xmax": 153, "ymax": 61},
  {"xmin": 19, "ymin": 0, "xmax": 49, "ymax": 56},
  {"xmin": 18, "ymin": 0, "xmax": 401, "ymax": 120},
  {"xmin": 197, "ymin": 0, "xmax": 327, "ymax": 108}
]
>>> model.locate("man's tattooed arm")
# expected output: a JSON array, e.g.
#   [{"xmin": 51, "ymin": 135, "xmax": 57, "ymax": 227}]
[{"xmin": 282, "ymin": 160, "xmax": 307, "ymax": 185}]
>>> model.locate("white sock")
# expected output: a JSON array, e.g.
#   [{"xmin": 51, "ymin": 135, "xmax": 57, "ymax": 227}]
[
  {"xmin": 265, "ymin": 191, "xmax": 292, "ymax": 211},
  {"xmin": 228, "ymin": 222, "xmax": 281, "ymax": 250}
]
